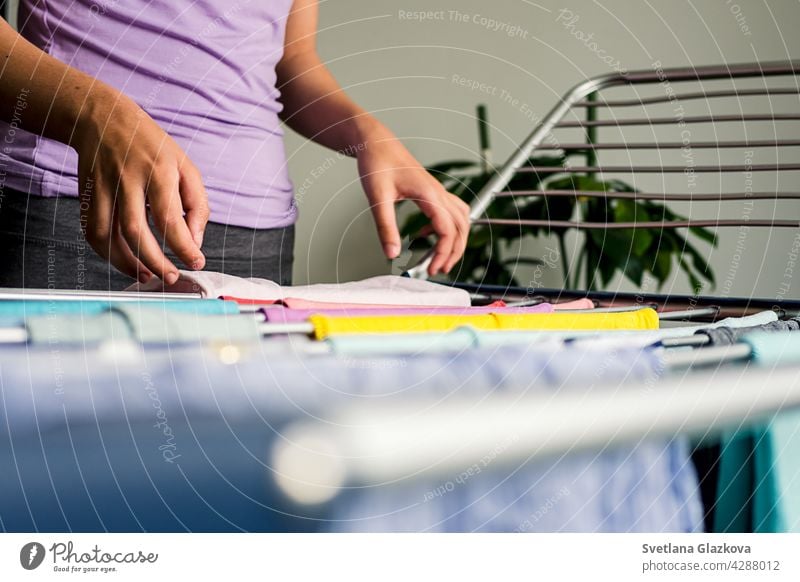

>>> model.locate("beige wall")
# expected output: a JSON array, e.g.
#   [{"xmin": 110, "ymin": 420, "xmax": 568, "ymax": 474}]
[
  {"xmin": 289, "ymin": 0, "xmax": 800, "ymax": 300},
  {"xmin": 5, "ymin": 0, "xmax": 17, "ymax": 28}
]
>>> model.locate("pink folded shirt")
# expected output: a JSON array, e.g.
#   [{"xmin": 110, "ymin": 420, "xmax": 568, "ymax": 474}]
[
  {"xmin": 222, "ymin": 297, "xmax": 508, "ymax": 310},
  {"xmin": 128, "ymin": 270, "xmax": 472, "ymax": 307},
  {"xmin": 553, "ymin": 298, "xmax": 594, "ymax": 310},
  {"xmin": 260, "ymin": 303, "xmax": 555, "ymax": 323}
]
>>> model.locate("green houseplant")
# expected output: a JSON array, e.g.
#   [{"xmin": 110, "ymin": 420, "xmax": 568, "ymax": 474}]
[{"xmin": 401, "ymin": 104, "xmax": 716, "ymax": 292}]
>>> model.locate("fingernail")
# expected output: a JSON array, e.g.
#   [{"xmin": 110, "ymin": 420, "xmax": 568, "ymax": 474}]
[
  {"xmin": 191, "ymin": 256, "xmax": 205, "ymax": 270},
  {"xmin": 165, "ymin": 271, "xmax": 179, "ymax": 286},
  {"xmin": 384, "ymin": 243, "xmax": 400, "ymax": 259},
  {"xmin": 139, "ymin": 272, "xmax": 152, "ymax": 283}
]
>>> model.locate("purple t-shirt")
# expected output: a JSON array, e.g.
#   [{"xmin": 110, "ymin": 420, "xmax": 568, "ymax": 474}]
[{"xmin": 0, "ymin": 0, "xmax": 297, "ymax": 229}]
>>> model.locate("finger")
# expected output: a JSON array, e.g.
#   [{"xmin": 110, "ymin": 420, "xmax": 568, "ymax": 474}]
[
  {"xmin": 109, "ymin": 211, "xmax": 154, "ymax": 283},
  {"xmin": 82, "ymin": 180, "xmax": 151, "ymax": 282},
  {"xmin": 118, "ymin": 185, "xmax": 182, "ymax": 285},
  {"xmin": 413, "ymin": 196, "xmax": 456, "ymax": 277},
  {"xmin": 80, "ymin": 181, "xmax": 111, "ymax": 261},
  {"xmin": 148, "ymin": 173, "xmax": 205, "ymax": 271},
  {"xmin": 419, "ymin": 200, "xmax": 467, "ymax": 240},
  {"xmin": 367, "ymin": 188, "xmax": 402, "ymax": 259},
  {"xmin": 179, "ymin": 163, "xmax": 210, "ymax": 248},
  {"xmin": 443, "ymin": 198, "xmax": 469, "ymax": 273},
  {"xmin": 438, "ymin": 211, "xmax": 462, "ymax": 274},
  {"xmin": 457, "ymin": 197, "xmax": 471, "ymax": 219},
  {"xmin": 446, "ymin": 196, "xmax": 471, "ymax": 271},
  {"xmin": 419, "ymin": 224, "xmax": 435, "ymax": 237}
]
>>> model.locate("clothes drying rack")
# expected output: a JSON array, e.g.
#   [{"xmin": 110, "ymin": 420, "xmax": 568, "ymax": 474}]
[
  {"xmin": 282, "ymin": 60, "xmax": 800, "ymax": 501},
  {"xmin": 1, "ymin": 61, "xmax": 799, "ymax": 508}
]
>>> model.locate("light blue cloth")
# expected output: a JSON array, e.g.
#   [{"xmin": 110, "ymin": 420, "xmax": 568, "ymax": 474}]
[
  {"xmin": 327, "ymin": 438, "xmax": 700, "ymax": 533},
  {"xmin": 740, "ymin": 331, "xmax": 800, "ymax": 367},
  {"xmin": 713, "ymin": 331, "xmax": 800, "ymax": 532},
  {"xmin": 22, "ymin": 306, "xmax": 261, "ymax": 345},
  {"xmin": 25, "ymin": 310, "xmax": 133, "ymax": 344},
  {"xmin": 113, "ymin": 305, "xmax": 262, "ymax": 344},
  {"xmin": 0, "ymin": 298, "xmax": 238, "ymax": 320},
  {"xmin": 771, "ymin": 414, "xmax": 800, "ymax": 532},
  {"xmin": 0, "ymin": 341, "xmax": 702, "ymax": 532},
  {"xmin": 326, "ymin": 327, "xmax": 564, "ymax": 356}
]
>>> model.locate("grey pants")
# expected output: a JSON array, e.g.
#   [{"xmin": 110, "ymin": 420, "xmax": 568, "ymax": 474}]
[{"xmin": 0, "ymin": 192, "xmax": 294, "ymax": 290}]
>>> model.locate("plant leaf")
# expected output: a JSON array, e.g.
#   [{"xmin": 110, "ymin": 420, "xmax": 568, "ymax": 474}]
[
  {"xmin": 502, "ymin": 257, "xmax": 545, "ymax": 267},
  {"xmin": 673, "ymin": 231, "xmax": 716, "ymax": 286},
  {"xmin": 597, "ymin": 253, "xmax": 618, "ymax": 288},
  {"xmin": 689, "ymin": 226, "xmax": 718, "ymax": 247},
  {"xmin": 623, "ymin": 255, "xmax": 645, "ymax": 286},
  {"xmin": 652, "ymin": 249, "xmax": 673, "ymax": 285},
  {"xmin": 613, "ymin": 199, "xmax": 653, "ymax": 256}
]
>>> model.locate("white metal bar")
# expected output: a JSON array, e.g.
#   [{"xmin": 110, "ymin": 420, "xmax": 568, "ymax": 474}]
[
  {"xmin": 662, "ymin": 343, "xmax": 752, "ymax": 367},
  {"xmin": 559, "ymin": 305, "xmax": 655, "ymax": 314},
  {"xmin": 271, "ymin": 364, "xmax": 800, "ymax": 503},
  {"xmin": 658, "ymin": 307, "xmax": 720, "ymax": 321},
  {"xmin": 0, "ymin": 328, "xmax": 28, "ymax": 343},
  {"xmin": 660, "ymin": 335, "xmax": 710, "ymax": 349},
  {"xmin": 0, "ymin": 288, "xmax": 202, "ymax": 301},
  {"xmin": 258, "ymin": 322, "xmax": 315, "ymax": 336}
]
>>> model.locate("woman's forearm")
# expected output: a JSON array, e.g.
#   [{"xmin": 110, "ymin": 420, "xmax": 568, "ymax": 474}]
[
  {"xmin": 275, "ymin": 0, "xmax": 470, "ymax": 275},
  {"xmin": 276, "ymin": 51, "xmax": 391, "ymax": 155},
  {"xmin": 0, "ymin": 18, "xmax": 119, "ymax": 147}
]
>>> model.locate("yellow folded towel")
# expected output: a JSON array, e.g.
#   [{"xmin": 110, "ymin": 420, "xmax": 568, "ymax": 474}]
[{"xmin": 309, "ymin": 308, "xmax": 659, "ymax": 340}]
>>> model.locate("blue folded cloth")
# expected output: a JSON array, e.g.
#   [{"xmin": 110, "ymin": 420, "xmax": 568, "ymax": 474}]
[
  {"xmin": 0, "ymin": 298, "xmax": 238, "ymax": 320},
  {"xmin": 22, "ymin": 305, "xmax": 260, "ymax": 345},
  {"xmin": 0, "ymin": 341, "xmax": 702, "ymax": 532}
]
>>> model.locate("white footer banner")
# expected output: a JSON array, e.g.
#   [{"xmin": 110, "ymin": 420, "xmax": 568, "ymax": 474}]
[{"xmin": 1, "ymin": 533, "xmax": 798, "ymax": 581}]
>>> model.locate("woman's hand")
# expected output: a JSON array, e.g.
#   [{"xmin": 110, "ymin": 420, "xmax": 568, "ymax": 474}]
[
  {"xmin": 356, "ymin": 129, "xmax": 470, "ymax": 277},
  {"xmin": 0, "ymin": 19, "xmax": 207, "ymax": 284},
  {"xmin": 73, "ymin": 89, "xmax": 209, "ymax": 284}
]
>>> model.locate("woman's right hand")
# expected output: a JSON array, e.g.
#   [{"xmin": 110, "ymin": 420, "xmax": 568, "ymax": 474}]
[
  {"xmin": 72, "ymin": 89, "xmax": 209, "ymax": 285},
  {"xmin": 0, "ymin": 18, "xmax": 207, "ymax": 284}
]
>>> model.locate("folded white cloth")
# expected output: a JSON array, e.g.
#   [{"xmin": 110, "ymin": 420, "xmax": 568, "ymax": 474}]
[{"xmin": 126, "ymin": 270, "xmax": 472, "ymax": 307}]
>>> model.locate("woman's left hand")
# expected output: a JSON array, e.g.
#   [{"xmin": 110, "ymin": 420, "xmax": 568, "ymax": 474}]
[{"xmin": 356, "ymin": 129, "xmax": 470, "ymax": 277}]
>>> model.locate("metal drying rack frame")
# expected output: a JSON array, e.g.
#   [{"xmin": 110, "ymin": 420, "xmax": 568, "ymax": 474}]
[{"xmin": 404, "ymin": 60, "xmax": 800, "ymax": 315}]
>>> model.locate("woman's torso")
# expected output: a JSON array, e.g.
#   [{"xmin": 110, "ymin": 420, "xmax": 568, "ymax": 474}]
[{"xmin": 0, "ymin": 0, "xmax": 297, "ymax": 229}]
